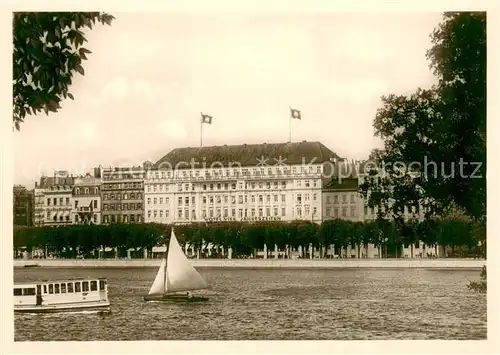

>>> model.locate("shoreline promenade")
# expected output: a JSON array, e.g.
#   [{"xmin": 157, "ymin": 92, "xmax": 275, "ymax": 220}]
[{"xmin": 14, "ymin": 258, "xmax": 486, "ymax": 269}]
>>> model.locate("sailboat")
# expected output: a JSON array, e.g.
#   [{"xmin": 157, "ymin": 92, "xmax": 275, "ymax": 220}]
[{"xmin": 144, "ymin": 229, "xmax": 209, "ymax": 302}]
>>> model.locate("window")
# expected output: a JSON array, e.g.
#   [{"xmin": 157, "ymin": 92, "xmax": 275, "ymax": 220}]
[
  {"xmin": 282, "ymin": 195, "xmax": 286, "ymax": 203},
  {"xmin": 49, "ymin": 284, "xmax": 54, "ymax": 294},
  {"xmin": 23, "ymin": 288, "xmax": 36, "ymax": 296},
  {"xmin": 55, "ymin": 284, "xmax": 60, "ymax": 294},
  {"xmin": 60, "ymin": 283, "xmax": 66, "ymax": 293},
  {"xmin": 82, "ymin": 282, "xmax": 89, "ymax": 292},
  {"xmin": 90, "ymin": 281, "xmax": 98, "ymax": 291},
  {"xmin": 147, "ymin": 198, "xmax": 151, "ymax": 204},
  {"xmin": 350, "ymin": 206, "xmax": 356, "ymax": 217},
  {"xmin": 43, "ymin": 285, "xmax": 47, "ymax": 294},
  {"xmin": 14, "ymin": 288, "xmax": 22, "ymax": 296},
  {"xmin": 75, "ymin": 282, "xmax": 81, "ymax": 292},
  {"xmin": 67, "ymin": 283, "xmax": 74, "ymax": 293},
  {"xmin": 99, "ymin": 280, "xmax": 106, "ymax": 290},
  {"xmin": 342, "ymin": 207, "xmax": 347, "ymax": 217}
]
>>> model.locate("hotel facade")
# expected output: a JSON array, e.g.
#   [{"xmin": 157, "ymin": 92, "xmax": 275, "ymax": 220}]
[{"xmin": 144, "ymin": 141, "xmax": 343, "ymax": 225}]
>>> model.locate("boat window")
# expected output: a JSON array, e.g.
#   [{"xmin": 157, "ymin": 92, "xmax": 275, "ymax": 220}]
[
  {"xmin": 43, "ymin": 285, "xmax": 47, "ymax": 294},
  {"xmin": 36, "ymin": 285, "xmax": 41, "ymax": 294},
  {"xmin": 14, "ymin": 288, "xmax": 22, "ymax": 296},
  {"xmin": 67, "ymin": 283, "xmax": 74, "ymax": 293},
  {"xmin": 61, "ymin": 283, "xmax": 66, "ymax": 293},
  {"xmin": 49, "ymin": 284, "xmax": 54, "ymax": 294},
  {"xmin": 99, "ymin": 280, "xmax": 105, "ymax": 290},
  {"xmin": 82, "ymin": 281, "xmax": 89, "ymax": 292},
  {"xmin": 75, "ymin": 282, "xmax": 81, "ymax": 292},
  {"xmin": 90, "ymin": 281, "xmax": 97, "ymax": 291},
  {"xmin": 55, "ymin": 284, "xmax": 60, "ymax": 294},
  {"xmin": 23, "ymin": 288, "xmax": 36, "ymax": 296}
]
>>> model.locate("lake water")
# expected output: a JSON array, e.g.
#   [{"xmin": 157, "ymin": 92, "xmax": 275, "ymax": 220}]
[{"xmin": 14, "ymin": 267, "xmax": 487, "ymax": 341}]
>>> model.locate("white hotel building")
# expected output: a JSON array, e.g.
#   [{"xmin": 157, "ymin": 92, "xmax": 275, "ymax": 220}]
[{"xmin": 144, "ymin": 141, "xmax": 343, "ymax": 225}]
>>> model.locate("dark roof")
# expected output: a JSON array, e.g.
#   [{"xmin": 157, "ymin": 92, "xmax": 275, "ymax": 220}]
[
  {"xmin": 37, "ymin": 176, "xmax": 75, "ymax": 189},
  {"xmin": 154, "ymin": 141, "xmax": 343, "ymax": 169},
  {"xmin": 323, "ymin": 177, "xmax": 359, "ymax": 191}
]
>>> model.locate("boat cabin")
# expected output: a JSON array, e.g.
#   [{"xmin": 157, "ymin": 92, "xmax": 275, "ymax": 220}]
[{"xmin": 14, "ymin": 277, "xmax": 110, "ymax": 313}]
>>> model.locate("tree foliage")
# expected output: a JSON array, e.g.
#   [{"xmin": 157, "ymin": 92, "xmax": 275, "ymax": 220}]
[
  {"xmin": 360, "ymin": 12, "xmax": 486, "ymax": 221},
  {"xmin": 13, "ymin": 12, "xmax": 115, "ymax": 130},
  {"xmin": 13, "ymin": 219, "xmax": 480, "ymax": 259}
]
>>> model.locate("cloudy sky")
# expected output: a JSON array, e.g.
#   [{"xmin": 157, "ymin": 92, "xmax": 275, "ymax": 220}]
[{"xmin": 14, "ymin": 11, "xmax": 443, "ymax": 186}]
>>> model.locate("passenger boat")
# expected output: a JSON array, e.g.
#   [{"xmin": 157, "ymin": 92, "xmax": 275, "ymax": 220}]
[
  {"xmin": 14, "ymin": 277, "xmax": 111, "ymax": 313},
  {"xmin": 144, "ymin": 229, "xmax": 209, "ymax": 302}
]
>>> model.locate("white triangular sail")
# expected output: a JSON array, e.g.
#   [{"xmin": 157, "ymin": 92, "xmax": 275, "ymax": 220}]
[
  {"xmin": 148, "ymin": 257, "xmax": 166, "ymax": 295},
  {"xmin": 165, "ymin": 229, "xmax": 207, "ymax": 293}
]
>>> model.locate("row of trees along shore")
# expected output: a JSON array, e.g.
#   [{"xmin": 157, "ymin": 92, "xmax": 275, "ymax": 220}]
[{"xmin": 14, "ymin": 219, "xmax": 485, "ymax": 259}]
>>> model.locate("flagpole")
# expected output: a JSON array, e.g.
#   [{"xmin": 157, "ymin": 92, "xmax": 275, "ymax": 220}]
[
  {"xmin": 200, "ymin": 118, "xmax": 203, "ymax": 148},
  {"xmin": 288, "ymin": 107, "xmax": 291, "ymax": 143}
]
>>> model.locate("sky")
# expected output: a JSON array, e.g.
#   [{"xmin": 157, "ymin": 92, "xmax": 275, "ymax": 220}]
[{"xmin": 13, "ymin": 11, "xmax": 443, "ymax": 187}]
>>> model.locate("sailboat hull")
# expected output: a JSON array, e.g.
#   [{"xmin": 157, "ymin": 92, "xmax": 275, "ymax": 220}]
[{"xmin": 143, "ymin": 293, "xmax": 209, "ymax": 303}]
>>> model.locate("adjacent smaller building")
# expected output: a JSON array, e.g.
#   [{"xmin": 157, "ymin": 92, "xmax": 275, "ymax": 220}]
[
  {"xmin": 73, "ymin": 173, "xmax": 102, "ymax": 224},
  {"xmin": 322, "ymin": 177, "xmax": 361, "ymax": 222},
  {"xmin": 37, "ymin": 171, "xmax": 75, "ymax": 226},
  {"xmin": 101, "ymin": 165, "xmax": 146, "ymax": 224},
  {"xmin": 13, "ymin": 185, "xmax": 33, "ymax": 227}
]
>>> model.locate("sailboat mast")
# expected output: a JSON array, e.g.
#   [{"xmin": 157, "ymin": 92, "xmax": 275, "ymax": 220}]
[{"xmin": 163, "ymin": 232, "xmax": 169, "ymax": 296}]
